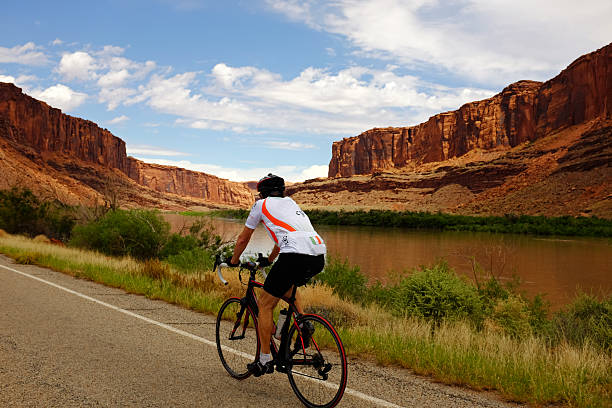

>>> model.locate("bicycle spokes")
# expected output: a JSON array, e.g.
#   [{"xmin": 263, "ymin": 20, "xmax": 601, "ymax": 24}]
[
  {"xmin": 216, "ymin": 298, "xmax": 259, "ymax": 379},
  {"xmin": 285, "ymin": 315, "xmax": 347, "ymax": 408}
]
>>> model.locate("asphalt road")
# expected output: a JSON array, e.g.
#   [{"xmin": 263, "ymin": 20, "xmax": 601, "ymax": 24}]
[{"xmin": 0, "ymin": 254, "xmax": 524, "ymax": 407}]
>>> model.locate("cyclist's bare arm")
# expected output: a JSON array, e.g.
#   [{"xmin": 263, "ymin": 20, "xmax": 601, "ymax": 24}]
[
  {"xmin": 231, "ymin": 226, "xmax": 254, "ymax": 264},
  {"xmin": 268, "ymin": 245, "xmax": 280, "ymax": 262}
]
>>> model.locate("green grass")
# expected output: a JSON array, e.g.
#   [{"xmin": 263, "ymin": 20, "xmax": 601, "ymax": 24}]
[{"xmin": 0, "ymin": 233, "xmax": 610, "ymax": 407}]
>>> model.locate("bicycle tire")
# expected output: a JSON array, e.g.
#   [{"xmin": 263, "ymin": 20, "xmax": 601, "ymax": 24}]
[
  {"xmin": 285, "ymin": 314, "xmax": 348, "ymax": 408},
  {"xmin": 215, "ymin": 297, "xmax": 260, "ymax": 379}
]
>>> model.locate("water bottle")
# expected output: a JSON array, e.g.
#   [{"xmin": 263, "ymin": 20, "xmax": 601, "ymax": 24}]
[{"xmin": 275, "ymin": 309, "xmax": 289, "ymax": 340}]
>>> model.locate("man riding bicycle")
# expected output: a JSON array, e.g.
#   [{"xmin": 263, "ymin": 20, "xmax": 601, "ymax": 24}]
[{"xmin": 227, "ymin": 173, "xmax": 326, "ymax": 377}]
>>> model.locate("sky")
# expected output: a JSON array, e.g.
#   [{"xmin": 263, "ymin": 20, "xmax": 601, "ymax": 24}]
[{"xmin": 1, "ymin": 1, "xmax": 610, "ymax": 182}]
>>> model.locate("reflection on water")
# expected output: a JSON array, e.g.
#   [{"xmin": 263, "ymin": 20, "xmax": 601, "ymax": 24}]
[{"xmin": 163, "ymin": 213, "xmax": 611, "ymax": 308}]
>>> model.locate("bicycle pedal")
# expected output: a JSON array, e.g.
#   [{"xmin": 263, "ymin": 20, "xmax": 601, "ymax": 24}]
[
  {"xmin": 319, "ymin": 363, "xmax": 332, "ymax": 375},
  {"xmin": 247, "ymin": 361, "xmax": 274, "ymax": 377}
]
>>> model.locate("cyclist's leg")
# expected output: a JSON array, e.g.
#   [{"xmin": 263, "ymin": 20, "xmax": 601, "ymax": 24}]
[{"xmin": 257, "ymin": 290, "xmax": 279, "ymax": 355}]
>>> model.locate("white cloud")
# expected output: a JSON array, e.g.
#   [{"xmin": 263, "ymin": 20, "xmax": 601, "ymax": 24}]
[
  {"xmin": 0, "ymin": 42, "xmax": 48, "ymax": 65},
  {"xmin": 52, "ymin": 38, "xmax": 63, "ymax": 46},
  {"xmin": 37, "ymin": 43, "xmax": 496, "ymax": 136},
  {"xmin": 108, "ymin": 115, "xmax": 129, "ymax": 124},
  {"xmin": 263, "ymin": 140, "xmax": 317, "ymax": 150},
  {"xmin": 30, "ymin": 84, "xmax": 87, "ymax": 112},
  {"xmin": 58, "ymin": 51, "xmax": 98, "ymax": 81},
  {"xmin": 135, "ymin": 63, "xmax": 493, "ymax": 136},
  {"xmin": 98, "ymin": 69, "xmax": 130, "ymax": 88},
  {"xmin": 266, "ymin": 0, "xmax": 612, "ymax": 84},
  {"xmin": 0, "ymin": 74, "xmax": 37, "ymax": 88},
  {"xmin": 295, "ymin": 164, "xmax": 328, "ymax": 181},
  {"xmin": 131, "ymin": 156, "xmax": 326, "ymax": 182},
  {"xmin": 99, "ymin": 86, "xmax": 138, "ymax": 110},
  {"xmin": 0, "ymin": 75, "xmax": 16, "ymax": 83},
  {"xmin": 126, "ymin": 144, "xmax": 190, "ymax": 157}
]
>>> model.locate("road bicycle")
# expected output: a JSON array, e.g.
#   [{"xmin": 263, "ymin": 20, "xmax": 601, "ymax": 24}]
[{"xmin": 213, "ymin": 255, "xmax": 348, "ymax": 408}]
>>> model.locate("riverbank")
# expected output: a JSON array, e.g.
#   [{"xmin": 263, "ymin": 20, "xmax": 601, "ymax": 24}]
[
  {"xmin": 203, "ymin": 209, "xmax": 612, "ymax": 238},
  {"xmin": 1, "ymin": 231, "xmax": 610, "ymax": 407}
]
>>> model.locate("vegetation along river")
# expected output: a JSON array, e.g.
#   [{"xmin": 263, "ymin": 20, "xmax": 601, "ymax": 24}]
[{"xmin": 164, "ymin": 214, "xmax": 611, "ymax": 309}]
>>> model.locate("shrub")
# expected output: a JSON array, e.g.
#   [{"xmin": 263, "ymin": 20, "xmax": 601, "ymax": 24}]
[
  {"xmin": 188, "ymin": 217, "xmax": 225, "ymax": 252},
  {"xmin": 70, "ymin": 209, "xmax": 170, "ymax": 260},
  {"xmin": 375, "ymin": 262, "xmax": 484, "ymax": 324},
  {"xmin": 0, "ymin": 188, "xmax": 75, "ymax": 240},
  {"xmin": 159, "ymin": 234, "xmax": 200, "ymax": 259},
  {"xmin": 315, "ymin": 257, "xmax": 368, "ymax": 302},
  {"xmin": 486, "ymin": 295, "xmax": 532, "ymax": 338},
  {"xmin": 551, "ymin": 294, "xmax": 612, "ymax": 352},
  {"xmin": 165, "ymin": 247, "xmax": 215, "ymax": 273}
]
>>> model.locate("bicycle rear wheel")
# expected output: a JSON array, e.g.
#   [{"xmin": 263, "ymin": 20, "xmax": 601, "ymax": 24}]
[
  {"xmin": 215, "ymin": 297, "xmax": 259, "ymax": 379},
  {"xmin": 285, "ymin": 315, "xmax": 347, "ymax": 408}
]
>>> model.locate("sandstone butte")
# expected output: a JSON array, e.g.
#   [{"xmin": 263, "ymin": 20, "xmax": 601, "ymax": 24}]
[
  {"xmin": 0, "ymin": 83, "xmax": 254, "ymax": 209},
  {"xmin": 328, "ymin": 43, "xmax": 611, "ymax": 178}
]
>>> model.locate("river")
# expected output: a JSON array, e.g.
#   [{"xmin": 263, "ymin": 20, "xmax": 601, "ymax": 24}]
[{"xmin": 163, "ymin": 214, "xmax": 611, "ymax": 309}]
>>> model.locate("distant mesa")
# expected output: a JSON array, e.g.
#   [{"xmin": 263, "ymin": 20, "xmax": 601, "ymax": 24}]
[
  {"xmin": 0, "ymin": 82, "xmax": 254, "ymax": 209},
  {"xmin": 289, "ymin": 42, "xmax": 611, "ymax": 217},
  {"xmin": 0, "ymin": 43, "xmax": 610, "ymax": 216}
]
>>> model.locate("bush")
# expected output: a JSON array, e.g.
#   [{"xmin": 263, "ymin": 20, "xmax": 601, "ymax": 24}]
[
  {"xmin": 315, "ymin": 257, "xmax": 368, "ymax": 302},
  {"xmin": 374, "ymin": 262, "xmax": 484, "ymax": 324},
  {"xmin": 165, "ymin": 247, "xmax": 215, "ymax": 273},
  {"xmin": 486, "ymin": 295, "xmax": 532, "ymax": 338},
  {"xmin": 70, "ymin": 209, "xmax": 170, "ymax": 260},
  {"xmin": 0, "ymin": 188, "xmax": 75, "ymax": 240},
  {"xmin": 551, "ymin": 294, "xmax": 612, "ymax": 352},
  {"xmin": 159, "ymin": 234, "xmax": 200, "ymax": 259}
]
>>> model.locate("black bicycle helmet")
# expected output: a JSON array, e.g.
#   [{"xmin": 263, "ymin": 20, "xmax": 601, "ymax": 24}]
[{"xmin": 257, "ymin": 173, "xmax": 285, "ymax": 198}]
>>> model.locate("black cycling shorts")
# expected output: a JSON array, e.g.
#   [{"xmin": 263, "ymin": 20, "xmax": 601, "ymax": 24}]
[{"xmin": 263, "ymin": 253, "xmax": 325, "ymax": 298}]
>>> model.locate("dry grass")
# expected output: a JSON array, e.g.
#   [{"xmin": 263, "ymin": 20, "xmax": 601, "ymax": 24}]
[
  {"xmin": 1, "ymin": 232, "xmax": 610, "ymax": 407},
  {"xmin": 33, "ymin": 234, "xmax": 51, "ymax": 244}
]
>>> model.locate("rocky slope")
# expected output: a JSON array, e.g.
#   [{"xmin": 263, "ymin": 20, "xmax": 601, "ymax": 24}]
[
  {"xmin": 0, "ymin": 83, "xmax": 254, "ymax": 209},
  {"xmin": 329, "ymin": 43, "xmax": 611, "ymax": 178},
  {"xmin": 290, "ymin": 44, "xmax": 611, "ymax": 217}
]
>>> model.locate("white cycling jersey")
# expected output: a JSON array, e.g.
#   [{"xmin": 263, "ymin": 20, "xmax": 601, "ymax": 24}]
[{"xmin": 245, "ymin": 197, "xmax": 326, "ymax": 256}]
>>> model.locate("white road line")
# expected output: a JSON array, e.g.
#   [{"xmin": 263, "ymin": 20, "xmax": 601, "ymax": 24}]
[{"xmin": 1, "ymin": 263, "xmax": 404, "ymax": 408}]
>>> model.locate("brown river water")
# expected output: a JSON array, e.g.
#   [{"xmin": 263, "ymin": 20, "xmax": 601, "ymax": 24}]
[{"xmin": 164, "ymin": 214, "xmax": 611, "ymax": 309}]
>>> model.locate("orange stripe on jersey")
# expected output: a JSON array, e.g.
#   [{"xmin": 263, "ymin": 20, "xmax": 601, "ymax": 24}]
[
  {"xmin": 264, "ymin": 224, "xmax": 278, "ymax": 244},
  {"xmin": 262, "ymin": 199, "xmax": 297, "ymax": 232},
  {"xmin": 315, "ymin": 235, "xmax": 322, "ymax": 244}
]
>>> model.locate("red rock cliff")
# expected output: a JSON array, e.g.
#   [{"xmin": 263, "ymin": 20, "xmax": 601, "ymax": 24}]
[
  {"xmin": 127, "ymin": 158, "xmax": 253, "ymax": 206},
  {"xmin": 0, "ymin": 82, "xmax": 254, "ymax": 207},
  {"xmin": 0, "ymin": 83, "xmax": 128, "ymax": 171},
  {"xmin": 329, "ymin": 43, "xmax": 611, "ymax": 177}
]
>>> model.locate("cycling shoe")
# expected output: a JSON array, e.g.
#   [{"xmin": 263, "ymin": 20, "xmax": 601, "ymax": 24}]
[{"xmin": 247, "ymin": 360, "xmax": 274, "ymax": 377}]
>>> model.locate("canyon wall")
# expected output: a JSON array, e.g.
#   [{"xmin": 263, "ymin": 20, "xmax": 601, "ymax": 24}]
[
  {"xmin": 127, "ymin": 158, "xmax": 253, "ymax": 206},
  {"xmin": 0, "ymin": 83, "xmax": 128, "ymax": 172},
  {"xmin": 0, "ymin": 83, "xmax": 253, "ymax": 207},
  {"xmin": 329, "ymin": 43, "xmax": 611, "ymax": 177}
]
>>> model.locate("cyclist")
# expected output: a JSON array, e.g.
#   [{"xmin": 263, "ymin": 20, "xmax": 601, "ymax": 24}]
[{"xmin": 227, "ymin": 173, "xmax": 326, "ymax": 377}]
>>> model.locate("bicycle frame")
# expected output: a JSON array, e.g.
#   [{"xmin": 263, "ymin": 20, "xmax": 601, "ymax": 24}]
[
  {"xmin": 216, "ymin": 259, "xmax": 310, "ymax": 368},
  {"xmin": 215, "ymin": 256, "xmax": 348, "ymax": 408}
]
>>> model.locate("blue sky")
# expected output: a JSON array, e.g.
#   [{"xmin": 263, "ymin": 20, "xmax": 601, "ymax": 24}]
[{"xmin": 1, "ymin": 0, "xmax": 610, "ymax": 182}]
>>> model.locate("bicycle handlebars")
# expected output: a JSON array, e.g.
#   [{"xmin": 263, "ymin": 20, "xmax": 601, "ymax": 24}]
[{"xmin": 213, "ymin": 254, "xmax": 267, "ymax": 286}]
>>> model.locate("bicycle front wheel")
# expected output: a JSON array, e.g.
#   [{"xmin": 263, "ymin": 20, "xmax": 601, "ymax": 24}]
[
  {"xmin": 215, "ymin": 297, "xmax": 260, "ymax": 379},
  {"xmin": 285, "ymin": 314, "xmax": 348, "ymax": 408}
]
